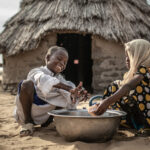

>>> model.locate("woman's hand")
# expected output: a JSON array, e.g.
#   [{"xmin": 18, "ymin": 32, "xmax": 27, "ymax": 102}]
[{"xmin": 94, "ymin": 99, "xmax": 110, "ymax": 115}]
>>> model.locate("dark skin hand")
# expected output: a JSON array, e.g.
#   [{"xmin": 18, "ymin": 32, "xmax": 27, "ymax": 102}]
[
  {"xmin": 69, "ymin": 82, "xmax": 90, "ymax": 103},
  {"xmin": 95, "ymin": 74, "xmax": 144, "ymax": 115},
  {"xmin": 53, "ymin": 81, "xmax": 89, "ymax": 103}
]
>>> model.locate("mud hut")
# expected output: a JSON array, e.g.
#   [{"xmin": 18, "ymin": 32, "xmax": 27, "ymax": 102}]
[{"xmin": 0, "ymin": 0, "xmax": 150, "ymax": 93}]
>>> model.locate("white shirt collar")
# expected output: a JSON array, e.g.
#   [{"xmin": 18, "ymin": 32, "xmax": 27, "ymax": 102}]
[{"xmin": 44, "ymin": 66, "xmax": 60, "ymax": 77}]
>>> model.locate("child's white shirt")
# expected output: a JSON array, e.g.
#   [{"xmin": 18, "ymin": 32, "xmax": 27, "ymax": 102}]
[{"xmin": 27, "ymin": 66, "xmax": 77, "ymax": 109}]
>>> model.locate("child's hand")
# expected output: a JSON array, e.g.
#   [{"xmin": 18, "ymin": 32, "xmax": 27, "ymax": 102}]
[{"xmin": 70, "ymin": 82, "xmax": 90, "ymax": 103}]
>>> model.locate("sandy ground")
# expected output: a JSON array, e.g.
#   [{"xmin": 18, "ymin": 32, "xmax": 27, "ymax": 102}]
[{"xmin": 1, "ymin": 86, "xmax": 150, "ymax": 150}]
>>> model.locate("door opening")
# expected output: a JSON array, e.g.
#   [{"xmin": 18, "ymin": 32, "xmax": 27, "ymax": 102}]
[{"xmin": 57, "ymin": 34, "xmax": 93, "ymax": 93}]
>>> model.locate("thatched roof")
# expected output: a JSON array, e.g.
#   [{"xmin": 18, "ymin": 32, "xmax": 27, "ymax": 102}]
[{"xmin": 0, "ymin": 0, "xmax": 150, "ymax": 56}]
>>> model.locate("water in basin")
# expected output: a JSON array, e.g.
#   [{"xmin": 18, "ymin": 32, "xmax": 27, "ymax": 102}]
[{"xmin": 52, "ymin": 109, "xmax": 123, "ymax": 118}]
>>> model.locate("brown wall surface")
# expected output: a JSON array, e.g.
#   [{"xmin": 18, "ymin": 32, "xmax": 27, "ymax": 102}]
[{"xmin": 92, "ymin": 36, "xmax": 127, "ymax": 93}]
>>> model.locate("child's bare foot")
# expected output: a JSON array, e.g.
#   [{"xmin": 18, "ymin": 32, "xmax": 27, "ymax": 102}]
[{"xmin": 20, "ymin": 123, "xmax": 34, "ymax": 137}]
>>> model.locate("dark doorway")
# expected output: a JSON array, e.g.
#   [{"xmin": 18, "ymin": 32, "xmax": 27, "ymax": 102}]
[{"xmin": 57, "ymin": 34, "xmax": 93, "ymax": 92}]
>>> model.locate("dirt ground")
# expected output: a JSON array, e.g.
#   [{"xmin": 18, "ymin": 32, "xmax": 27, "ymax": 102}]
[{"xmin": 0, "ymin": 86, "xmax": 150, "ymax": 150}]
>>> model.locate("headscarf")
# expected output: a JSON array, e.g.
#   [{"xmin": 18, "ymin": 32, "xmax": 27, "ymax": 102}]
[{"xmin": 121, "ymin": 39, "xmax": 150, "ymax": 85}]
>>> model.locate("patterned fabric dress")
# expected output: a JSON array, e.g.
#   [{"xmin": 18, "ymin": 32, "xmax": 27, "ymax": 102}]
[{"xmin": 103, "ymin": 66, "xmax": 150, "ymax": 129}]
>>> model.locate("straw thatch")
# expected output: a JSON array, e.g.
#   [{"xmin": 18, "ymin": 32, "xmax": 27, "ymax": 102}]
[{"xmin": 0, "ymin": 0, "xmax": 150, "ymax": 56}]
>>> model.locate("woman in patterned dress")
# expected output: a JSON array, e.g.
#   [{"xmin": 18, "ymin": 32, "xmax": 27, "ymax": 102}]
[{"xmin": 93, "ymin": 39, "xmax": 150, "ymax": 131}]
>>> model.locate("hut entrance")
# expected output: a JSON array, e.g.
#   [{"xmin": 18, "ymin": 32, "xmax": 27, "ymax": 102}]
[{"xmin": 57, "ymin": 34, "xmax": 93, "ymax": 92}]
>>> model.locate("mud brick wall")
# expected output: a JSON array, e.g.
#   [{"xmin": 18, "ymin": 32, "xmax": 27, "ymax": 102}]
[{"xmin": 92, "ymin": 36, "xmax": 127, "ymax": 93}]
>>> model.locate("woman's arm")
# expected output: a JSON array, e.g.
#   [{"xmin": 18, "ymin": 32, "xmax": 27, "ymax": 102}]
[{"xmin": 95, "ymin": 74, "xmax": 144, "ymax": 115}]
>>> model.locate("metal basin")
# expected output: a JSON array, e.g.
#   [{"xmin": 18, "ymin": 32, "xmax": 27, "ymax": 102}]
[{"xmin": 48, "ymin": 109, "xmax": 126, "ymax": 142}]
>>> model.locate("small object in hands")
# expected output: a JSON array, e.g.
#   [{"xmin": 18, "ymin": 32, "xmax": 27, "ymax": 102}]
[
  {"xmin": 74, "ymin": 59, "xmax": 79, "ymax": 64},
  {"xmin": 88, "ymin": 104, "xmax": 99, "ymax": 116}
]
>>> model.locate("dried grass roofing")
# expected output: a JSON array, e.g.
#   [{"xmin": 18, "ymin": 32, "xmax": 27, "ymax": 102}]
[{"xmin": 0, "ymin": 0, "xmax": 150, "ymax": 56}]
